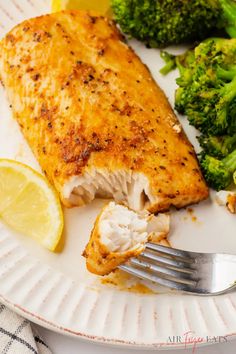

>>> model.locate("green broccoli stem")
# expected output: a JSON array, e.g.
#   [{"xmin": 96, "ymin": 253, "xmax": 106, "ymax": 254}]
[
  {"xmin": 176, "ymin": 49, "xmax": 195, "ymax": 76},
  {"xmin": 233, "ymin": 170, "xmax": 236, "ymax": 184},
  {"xmin": 160, "ymin": 49, "xmax": 195, "ymax": 76},
  {"xmin": 199, "ymin": 134, "xmax": 236, "ymax": 157},
  {"xmin": 217, "ymin": 66, "xmax": 236, "ymax": 80},
  {"xmin": 218, "ymin": 0, "xmax": 236, "ymax": 38},
  {"xmin": 221, "ymin": 74, "xmax": 236, "ymax": 100},
  {"xmin": 159, "ymin": 51, "xmax": 177, "ymax": 75},
  {"xmin": 222, "ymin": 148, "xmax": 236, "ymax": 172},
  {"xmin": 220, "ymin": 135, "xmax": 236, "ymax": 155}
]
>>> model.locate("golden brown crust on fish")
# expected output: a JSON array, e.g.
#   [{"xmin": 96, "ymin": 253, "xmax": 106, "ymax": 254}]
[
  {"xmin": 83, "ymin": 202, "xmax": 170, "ymax": 275},
  {"xmin": 0, "ymin": 10, "xmax": 208, "ymax": 212},
  {"xmin": 83, "ymin": 204, "xmax": 145, "ymax": 275}
]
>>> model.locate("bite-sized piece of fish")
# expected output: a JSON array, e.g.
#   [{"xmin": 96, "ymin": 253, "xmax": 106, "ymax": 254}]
[
  {"xmin": 83, "ymin": 201, "xmax": 170, "ymax": 275},
  {"xmin": 0, "ymin": 10, "xmax": 208, "ymax": 212}
]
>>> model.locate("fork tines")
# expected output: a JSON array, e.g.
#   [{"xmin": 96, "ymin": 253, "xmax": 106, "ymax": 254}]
[{"xmin": 119, "ymin": 243, "xmax": 198, "ymax": 292}]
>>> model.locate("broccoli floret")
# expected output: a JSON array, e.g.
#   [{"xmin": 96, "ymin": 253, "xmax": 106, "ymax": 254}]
[
  {"xmin": 175, "ymin": 38, "xmax": 236, "ymax": 135},
  {"xmin": 112, "ymin": 0, "xmax": 221, "ymax": 48},
  {"xmin": 112, "ymin": 0, "xmax": 236, "ymax": 48},
  {"xmin": 200, "ymin": 149, "xmax": 236, "ymax": 190},
  {"xmin": 173, "ymin": 37, "xmax": 236, "ymax": 191},
  {"xmin": 198, "ymin": 135, "xmax": 236, "ymax": 158}
]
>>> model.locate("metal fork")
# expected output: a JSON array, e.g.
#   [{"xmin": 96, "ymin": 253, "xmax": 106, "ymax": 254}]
[{"xmin": 119, "ymin": 243, "xmax": 236, "ymax": 295}]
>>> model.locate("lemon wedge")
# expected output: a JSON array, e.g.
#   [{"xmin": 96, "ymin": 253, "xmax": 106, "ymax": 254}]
[
  {"xmin": 0, "ymin": 159, "xmax": 64, "ymax": 251},
  {"xmin": 51, "ymin": 0, "xmax": 112, "ymax": 16}
]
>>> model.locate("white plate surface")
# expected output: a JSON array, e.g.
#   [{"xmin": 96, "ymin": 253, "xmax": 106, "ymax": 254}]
[{"xmin": 0, "ymin": 0, "xmax": 236, "ymax": 350}]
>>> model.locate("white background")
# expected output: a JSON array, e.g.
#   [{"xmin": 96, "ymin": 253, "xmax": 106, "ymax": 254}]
[{"xmin": 37, "ymin": 326, "xmax": 236, "ymax": 354}]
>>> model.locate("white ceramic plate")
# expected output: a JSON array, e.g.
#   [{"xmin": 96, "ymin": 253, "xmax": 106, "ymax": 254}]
[{"xmin": 0, "ymin": 0, "xmax": 236, "ymax": 350}]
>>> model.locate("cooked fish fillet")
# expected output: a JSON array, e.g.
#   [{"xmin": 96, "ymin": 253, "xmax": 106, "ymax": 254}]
[
  {"xmin": 0, "ymin": 10, "xmax": 208, "ymax": 212},
  {"xmin": 83, "ymin": 201, "xmax": 170, "ymax": 275}
]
